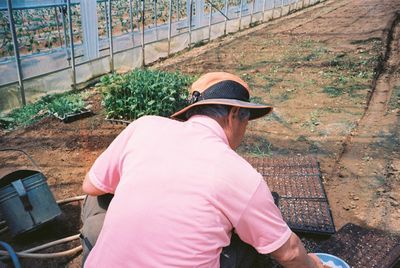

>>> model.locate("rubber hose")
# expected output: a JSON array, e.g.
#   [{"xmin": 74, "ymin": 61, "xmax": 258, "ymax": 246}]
[
  {"xmin": 0, "ymin": 241, "xmax": 21, "ymax": 268},
  {"xmin": 22, "ymin": 234, "xmax": 80, "ymax": 253},
  {"xmin": 0, "ymin": 234, "xmax": 81, "ymax": 261},
  {"xmin": 56, "ymin": 195, "xmax": 85, "ymax": 205},
  {"xmin": 0, "ymin": 245, "xmax": 82, "ymax": 259},
  {"xmin": 0, "ymin": 226, "xmax": 8, "ymax": 235}
]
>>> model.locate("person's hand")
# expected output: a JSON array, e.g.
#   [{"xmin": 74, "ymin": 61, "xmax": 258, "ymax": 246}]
[{"xmin": 308, "ymin": 253, "xmax": 325, "ymax": 268}]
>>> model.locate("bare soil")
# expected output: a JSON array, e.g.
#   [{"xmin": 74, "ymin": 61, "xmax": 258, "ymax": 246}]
[{"xmin": 0, "ymin": 0, "xmax": 399, "ymax": 266}]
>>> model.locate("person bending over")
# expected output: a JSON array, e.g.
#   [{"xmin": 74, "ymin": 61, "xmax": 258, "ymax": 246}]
[{"xmin": 80, "ymin": 72, "xmax": 324, "ymax": 268}]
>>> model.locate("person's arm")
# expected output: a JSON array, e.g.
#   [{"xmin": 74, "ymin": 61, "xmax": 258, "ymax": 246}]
[
  {"xmin": 232, "ymin": 179, "xmax": 324, "ymax": 268},
  {"xmin": 82, "ymin": 120, "xmax": 138, "ymax": 196},
  {"xmin": 271, "ymin": 232, "xmax": 324, "ymax": 268},
  {"xmin": 82, "ymin": 173, "xmax": 107, "ymax": 196}
]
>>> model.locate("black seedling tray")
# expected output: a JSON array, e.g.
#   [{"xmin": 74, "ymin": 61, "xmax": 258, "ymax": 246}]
[
  {"xmin": 278, "ymin": 198, "xmax": 336, "ymax": 234},
  {"xmin": 316, "ymin": 223, "xmax": 400, "ymax": 268},
  {"xmin": 246, "ymin": 156, "xmax": 335, "ymax": 235},
  {"xmin": 265, "ymin": 175, "xmax": 325, "ymax": 198},
  {"xmin": 54, "ymin": 109, "xmax": 93, "ymax": 123},
  {"xmin": 246, "ymin": 155, "xmax": 319, "ymax": 168}
]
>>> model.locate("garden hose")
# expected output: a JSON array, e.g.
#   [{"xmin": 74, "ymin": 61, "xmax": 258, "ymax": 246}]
[
  {"xmin": 0, "ymin": 241, "xmax": 21, "ymax": 268},
  {"xmin": 0, "ymin": 234, "xmax": 82, "ymax": 260},
  {"xmin": 21, "ymin": 234, "xmax": 80, "ymax": 253},
  {"xmin": 56, "ymin": 195, "xmax": 85, "ymax": 205},
  {"xmin": 0, "ymin": 245, "xmax": 82, "ymax": 259}
]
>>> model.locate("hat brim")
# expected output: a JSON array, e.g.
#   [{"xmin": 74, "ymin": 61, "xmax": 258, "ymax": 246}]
[{"xmin": 171, "ymin": 99, "xmax": 273, "ymax": 121}]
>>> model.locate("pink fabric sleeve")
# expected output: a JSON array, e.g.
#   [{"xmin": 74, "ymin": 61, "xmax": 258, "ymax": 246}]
[
  {"xmin": 235, "ymin": 181, "xmax": 292, "ymax": 254},
  {"xmin": 88, "ymin": 123, "xmax": 135, "ymax": 193}
]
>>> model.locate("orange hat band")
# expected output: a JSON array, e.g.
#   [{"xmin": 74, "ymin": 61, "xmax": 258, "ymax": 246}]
[{"xmin": 189, "ymin": 80, "xmax": 250, "ymax": 105}]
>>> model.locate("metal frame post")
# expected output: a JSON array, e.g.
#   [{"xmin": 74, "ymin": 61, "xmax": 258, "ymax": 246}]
[
  {"xmin": 177, "ymin": 0, "xmax": 180, "ymax": 21},
  {"xmin": 54, "ymin": 7, "xmax": 63, "ymax": 48},
  {"xmin": 288, "ymin": 0, "xmax": 292, "ymax": 13},
  {"xmin": 141, "ymin": 0, "xmax": 145, "ymax": 66},
  {"xmin": 6, "ymin": 0, "xmax": 25, "ymax": 106},
  {"xmin": 302, "ymin": 0, "xmax": 305, "ymax": 8},
  {"xmin": 250, "ymin": 0, "xmax": 256, "ymax": 25},
  {"xmin": 129, "ymin": 0, "xmax": 135, "ymax": 45},
  {"xmin": 272, "ymin": 0, "xmax": 276, "ymax": 18},
  {"xmin": 154, "ymin": 0, "xmax": 158, "ymax": 40},
  {"xmin": 104, "ymin": 1, "xmax": 109, "ymax": 39},
  {"xmin": 208, "ymin": 3, "xmax": 212, "ymax": 41},
  {"xmin": 239, "ymin": 0, "xmax": 243, "ymax": 30},
  {"xmin": 262, "ymin": 0, "xmax": 266, "ymax": 22},
  {"xmin": 188, "ymin": 0, "xmax": 193, "ymax": 48},
  {"xmin": 167, "ymin": 0, "xmax": 172, "ymax": 56},
  {"xmin": 280, "ymin": 0, "xmax": 283, "ymax": 17},
  {"xmin": 223, "ymin": 0, "xmax": 228, "ymax": 35},
  {"xmin": 107, "ymin": 0, "xmax": 114, "ymax": 72},
  {"xmin": 135, "ymin": 0, "xmax": 141, "ymax": 34},
  {"xmin": 66, "ymin": 0, "xmax": 76, "ymax": 89},
  {"xmin": 60, "ymin": 6, "xmax": 70, "ymax": 63},
  {"xmin": 60, "ymin": 7, "xmax": 68, "ymax": 49}
]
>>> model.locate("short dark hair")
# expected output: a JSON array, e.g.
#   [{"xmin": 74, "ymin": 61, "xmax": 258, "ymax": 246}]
[{"xmin": 185, "ymin": 104, "xmax": 250, "ymax": 121}]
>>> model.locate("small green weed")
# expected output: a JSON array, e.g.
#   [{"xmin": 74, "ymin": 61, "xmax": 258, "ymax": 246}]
[
  {"xmin": 296, "ymin": 135, "xmax": 309, "ymax": 142},
  {"xmin": 350, "ymin": 37, "xmax": 381, "ymax": 45},
  {"xmin": 238, "ymin": 135, "xmax": 272, "ymax": 157},
  {"xmin": 348, "ymin": 84, "xmax": 369, "ymax": 97},
  {"xmin": 322, "ymin": 86, "xmax": 344, "ymax": 97},
  {"xmin": 273, "ymin": 91, "xmax": 292, "ymax": 103},
  {"xmin": 301, "ymin": 110, "xmax": 321, "ymax": 132},
  {"xmin": 260, "ymin": 75, "xmax": 283, "ymax": 92},
  {"xmin": 388, "ymin": 85, "xmax": 400, "ymax": 110},
  {"xmin": 299, "ymin": 39, "xmax": 314, "ymax": 48}
]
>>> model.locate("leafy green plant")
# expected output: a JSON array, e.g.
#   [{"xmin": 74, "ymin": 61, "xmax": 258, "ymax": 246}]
[
  {"xmin": 0, "ymin": 99, "xmax": 48, "ymax": 129},
  {"xmin": 0, "ymin": 92, "xmax": 87, "ymax": 130},
  {"xmin": 99, "ymin": 69, "xmax": 193, "ymax": 120},
  {"xmin": 47, "ymin": 94, "xmax": 85, "ymax": 118}
]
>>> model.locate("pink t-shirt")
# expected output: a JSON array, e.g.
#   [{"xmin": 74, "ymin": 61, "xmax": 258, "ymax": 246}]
[{"xmin": 85, "ymin": 115, "xmax": 291, "ymax": 267}]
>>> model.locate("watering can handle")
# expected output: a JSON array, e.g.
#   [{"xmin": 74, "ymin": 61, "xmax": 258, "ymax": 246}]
[
  {"xmin": 0, "ymin": 148, "xmax": 42, "ymax": 173},
  {"xmin": 11, "ymin": 180, "xmax": 33, "ymax": 211}
]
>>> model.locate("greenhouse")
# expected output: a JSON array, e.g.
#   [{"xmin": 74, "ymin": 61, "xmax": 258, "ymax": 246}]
[{"xmin": 1, "ymin": 0, "xmax": 313, "ymax": 113}]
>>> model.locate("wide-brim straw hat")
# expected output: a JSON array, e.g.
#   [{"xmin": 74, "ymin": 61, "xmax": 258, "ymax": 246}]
[{"xmin": 171, "ymin": 72, "xmax": 273, "ymax": 121}]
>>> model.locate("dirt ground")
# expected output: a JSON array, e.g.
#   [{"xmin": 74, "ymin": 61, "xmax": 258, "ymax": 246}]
[{"xmin": 0, "ymin": 0, "xmax": 400, "ymax": 266}]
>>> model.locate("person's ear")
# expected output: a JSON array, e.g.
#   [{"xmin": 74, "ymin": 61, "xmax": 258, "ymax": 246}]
[
  {"xmin": 227, "ymin": 107, "xmax": 238, "ymax": 129},
  {"xmin": 229, "ymin": 107, "xmax": 240, "ymax": 119}
]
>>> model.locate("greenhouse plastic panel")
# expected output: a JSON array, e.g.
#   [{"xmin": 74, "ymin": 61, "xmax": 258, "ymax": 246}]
[
  {"xmin": 316, "ymin": 223, "xmax": 400, "ymax": 268},
  {"xmin": 246, "ymin": 156, "xmax": 335, "ymax": 235}
]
